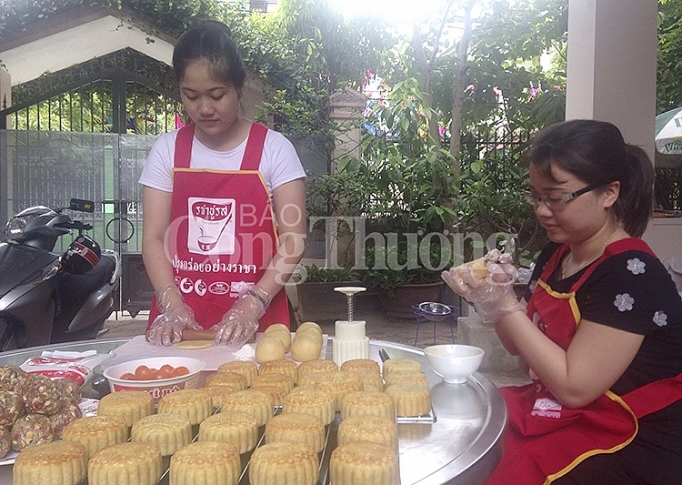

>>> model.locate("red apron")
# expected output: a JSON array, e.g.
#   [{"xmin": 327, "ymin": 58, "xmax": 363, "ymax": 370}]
[
  {"xmin": 147, "ymin": 122, "xmax": 289, "ymax": 331},
  {"xmin": 484, "ymin": 238, "xmax": 682, "ymax": 485}
]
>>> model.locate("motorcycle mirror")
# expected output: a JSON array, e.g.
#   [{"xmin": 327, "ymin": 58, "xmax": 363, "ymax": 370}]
[{"xmin": 69, "ymin": 199, "xmax": 95, "ymax": 213}]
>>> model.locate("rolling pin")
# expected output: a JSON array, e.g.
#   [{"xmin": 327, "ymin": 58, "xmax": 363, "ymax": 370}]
[
  {"xmin": 144, "ymin": 328, "xmax": 256, "ymax": 342},
  {"xmin": 145, "ymin": 328, "xmax": 216, "ymax": 342}
]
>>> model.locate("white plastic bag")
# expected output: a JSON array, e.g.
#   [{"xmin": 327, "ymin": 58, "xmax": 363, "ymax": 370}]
[{"xmin": 19, "ymin": 350, "xmax": 111, "ymax": 386}]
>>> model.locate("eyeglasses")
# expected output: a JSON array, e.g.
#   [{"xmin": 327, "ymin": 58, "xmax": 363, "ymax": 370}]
[{"xmin": 523, "ymin": 183, "xmax": 604, "ymax": 211}]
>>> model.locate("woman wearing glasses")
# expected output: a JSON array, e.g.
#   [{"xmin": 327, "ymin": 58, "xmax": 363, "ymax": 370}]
[{"xmin": 443, "ymin": 119, "xmax": 682, "ymax": 485}]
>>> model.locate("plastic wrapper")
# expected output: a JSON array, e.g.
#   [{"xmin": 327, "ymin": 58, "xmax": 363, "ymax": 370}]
[{"xmin": 19, "ymin": 350, "xmax": 111, "ymax": 386}]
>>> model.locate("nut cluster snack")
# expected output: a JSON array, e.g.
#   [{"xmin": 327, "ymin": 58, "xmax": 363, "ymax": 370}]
[{"xmin": 0, "ymin": 366, "xmax": 83, "ymax": 456}]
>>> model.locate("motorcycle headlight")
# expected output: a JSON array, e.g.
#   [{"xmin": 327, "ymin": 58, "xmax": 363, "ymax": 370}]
[
  {"xmin": 2, "ymin": 206, "xmax": 57, "ymax": 242},
  {"xmin": 3, "ymin": 216, "xmax": 28, "ymax": 241}
]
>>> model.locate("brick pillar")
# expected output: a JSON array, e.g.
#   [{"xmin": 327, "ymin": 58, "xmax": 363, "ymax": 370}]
[{"xmin": 329, "ymin": 88, "xmax": 366, "ymax": 173}]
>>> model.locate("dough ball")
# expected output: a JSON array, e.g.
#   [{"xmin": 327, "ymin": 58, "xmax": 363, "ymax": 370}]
[
  {"xmin": 256, "ymin": 337, "xmax": 286, "ymax": 364},
  {"xmin": 264, "ymin": 323, "xmax": 290, "ymax": 334},
  {"xmin": 291, "ymin": 334, "xmax": 322, "ymax": 362},
  {"xmin": 295, "ymin": 327, "xmax": 323, "ymax": 345},
  {"xmin": 457, "ymin": 258, "xmax": 489, "ymax": 278},
  {"xmin": 264, "ymin": 329, "xmax": 291, "ymax": 352},
  {"xmin": 297, "ymin": 322, "xmax": 322, "ymax": 335}
]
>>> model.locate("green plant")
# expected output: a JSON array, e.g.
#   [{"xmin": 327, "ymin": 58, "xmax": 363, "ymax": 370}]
[
  {"xmin": 456, "ymin": 139, "xmax": 547, "ymax": 267},
  {"xmin": 335, "ymin": 79, "xmax": 458, "ymax": 294},
  {"xmin": 362, "ymin": 243, "xmax": 448, "ymax": 296},
  {"xmin": 293, "ymin": 264, "xmax": 360, "ymax": 284}
]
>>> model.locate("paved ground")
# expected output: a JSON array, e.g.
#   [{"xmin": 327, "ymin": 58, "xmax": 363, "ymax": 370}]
[{"xmin": 101, "ymin": 308, "xmax": 531, "ymax": 388}]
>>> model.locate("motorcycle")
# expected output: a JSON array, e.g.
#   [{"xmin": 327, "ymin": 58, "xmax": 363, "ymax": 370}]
[{"xmin": 0, "ymin": 199, "xmax": 121, "ymax": 351}]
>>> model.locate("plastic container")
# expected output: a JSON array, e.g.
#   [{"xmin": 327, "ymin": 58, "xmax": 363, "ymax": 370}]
[{"xmin": 102, "ymin": 356, "xmax": 205, "ymax": 403}]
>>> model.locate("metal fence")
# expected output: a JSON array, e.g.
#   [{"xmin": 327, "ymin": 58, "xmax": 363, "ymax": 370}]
[
  {"xmin": 656, "ymin": 167, "xmax": 682, "ymax": 211},
  {"xmin": 0, "ymin": 129, "xmax": 153, "ymax": 255},
  {"xmin": 4, "ymin": 78, "xmax": 182, "ymax": 136}
]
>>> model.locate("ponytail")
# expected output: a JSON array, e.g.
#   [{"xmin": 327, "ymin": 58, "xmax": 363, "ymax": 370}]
[
  {"xmin": 529, "ymin": 120, "xmax": 654, "ymax": 238},
  {"xmin": 616, "ymin": 144, "xmax": 654, "ymax": 238}
]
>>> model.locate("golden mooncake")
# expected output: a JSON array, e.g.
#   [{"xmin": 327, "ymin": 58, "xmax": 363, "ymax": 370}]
[
  {"xmin": 97, "ymin": 390, "xmax": 154, "ymax": 427},
  {"xmin": 13, "ymin": 441, "xmax": 87, "ymax": 485},
  {"xmin": 340, "ymin": 391, "xmax": 396, "ymax": 421},
  {"xmin": 203, "ymin": 371, "xmax": 248, "ymax": 392},
  {"xmin": 249, "ymin": 441, "xmax": 319, "ymax": 485},
  {"xmin": 250, "ymin": 384, "xmax": 288, "ymax": 406},
  {"xmin": 384, "ymin": 382, "xmax": 432, "ymax": 417},
  {"xmin": 131, "ymin": 413, "xmax": 192, "ymax": 456},
  {"xmin": 297, "ymin": 359, "xmax": 338, "ymax": 379},
  {"xmin": 170, "ymin": 441, "xmax": 241, "ymax": 485},
  {"xmin": 281, "ymin": 388, "xmax": 335, "ymax": 426},
  {"xmin": 258, "ymin": 359, "xmax": 299, "ymax": 384},
  {"xmin": 88, "ymin": 441, "xmax": 162, "ymax": 485},
  {"xmin": 340, "ymin": 358, "xmax": 381, "ymax": 374},
  {"xmin": 198, "ymin": 412, "xmax": 259, "ymax": 454},
  {"xmin": 330, "ymin": 441, "xmax": 399, "ymax": 485},
  {"xmin": 337, "ymin": 414, "xmax": 398, "ymax": 450},
  {"xmin": 265, "ymin": 412, "xmax": 325, "ymax": 453},
  {"xmin": 157, "ymin": 389, "xmax": 213, "ymax": 426},
  {"xmin": 219, "ymin": 389, "xmax": 274, "ymax": 426},
  {"xmin": 251, "ymin": 372, "xmax": 294, "ymax": 394},
  {"xmin": 216, "ymin": 360, "xmax": 258, "ymax": 387},
  {"xmin": 381, "ymin": 358, "xmax": 422, "ymax": 377},
  {"xmin": 62, "ymin": 415, "xmax": 128, "ymax": 460}
]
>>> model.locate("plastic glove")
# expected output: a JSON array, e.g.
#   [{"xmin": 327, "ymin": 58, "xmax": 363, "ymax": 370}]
[
  {"xmin": 442, "ymin": 249, "xmax": 525, "ymax": 325},
  {"xmin": 147, "ymin": 283, "xmax": 201, "ymax": 346},
  {"xmin": 212, "ymin": 286, "xmax": 271, "ymax": 346}
]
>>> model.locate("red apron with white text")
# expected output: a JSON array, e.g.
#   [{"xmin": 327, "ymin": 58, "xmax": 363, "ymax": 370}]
[
  {"xmin": 484, "ymin": 238, "xmax": 682, "ymax": 485},
  {"xmin": 147, "ymin": 122, "xmax": 289, "ymax": 331}
]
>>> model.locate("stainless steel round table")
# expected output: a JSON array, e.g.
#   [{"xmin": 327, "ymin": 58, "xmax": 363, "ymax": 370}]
[
  {"xmin": 0, "ymin": 337, "xmax": 507, "ymax": 485},
  {"xmin": 364, "ymin": 340, "xmax": 506, "ymax": 485}
]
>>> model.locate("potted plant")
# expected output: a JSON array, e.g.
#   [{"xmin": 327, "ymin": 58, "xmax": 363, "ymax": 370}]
[
  {"xmin": 363, "ymin": 243, "xmax": 449, "ymax": 318},
  {"xmin": 299, "ymin": 79, "xmax": 544, "ymax": 320},
  {"xmin": 334, "ymin": 80, "xmax": 459, "ymax": 317}
]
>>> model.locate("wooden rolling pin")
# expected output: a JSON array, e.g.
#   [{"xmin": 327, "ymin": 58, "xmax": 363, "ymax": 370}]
[
  {"xmin": 144, "ymin": 328, "xmax": 256, "ymax": 343},
  {"xmin": 145, "ymin": 328, "xmax": 216, "ymax": 342}
]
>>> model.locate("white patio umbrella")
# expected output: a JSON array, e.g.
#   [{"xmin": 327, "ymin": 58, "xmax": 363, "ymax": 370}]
[{"xmin": 656, "ymin": 107, "xmax": 682, "ymax": 154}]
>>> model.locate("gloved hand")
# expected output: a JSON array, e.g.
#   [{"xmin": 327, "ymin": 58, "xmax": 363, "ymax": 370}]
[
  {"xmin": 147, "ymin": 283, "xmax": 201, "ymax": 346},
  {"xmin": 212, "ymin": 286, "xmax": 270, "ymax": 346},
  {"xmin": 442, "ymin": 249, "xmax": 525, "ymax": 325}
]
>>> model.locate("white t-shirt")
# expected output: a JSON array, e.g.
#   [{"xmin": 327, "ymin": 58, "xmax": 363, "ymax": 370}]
[{"xmin": 138, "ymin": 127, "xmax": 306, "ymax": 195}]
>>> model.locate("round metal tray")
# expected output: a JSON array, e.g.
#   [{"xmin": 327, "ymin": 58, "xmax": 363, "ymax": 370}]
[{"xmin": 0, "ymin": 337, "xmax": 506, "ymax": 485}]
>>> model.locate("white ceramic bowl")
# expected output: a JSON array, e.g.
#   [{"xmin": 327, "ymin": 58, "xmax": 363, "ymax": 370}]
[
  {"xmin": 103, "ymin": 356, "xmax": 205, "ymax": 403},
  {"xmin": 424, "ymin": 344, "xmax": 484, "ymax": 384}
]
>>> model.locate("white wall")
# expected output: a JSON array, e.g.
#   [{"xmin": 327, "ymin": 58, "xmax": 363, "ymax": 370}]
[
  {"xmin": 567, "ymin": 0, "xmax": 681, "ymax": 261},
  {"xmin": 1, "ymin": 16, "xmax": 173, "ymax": 86}
]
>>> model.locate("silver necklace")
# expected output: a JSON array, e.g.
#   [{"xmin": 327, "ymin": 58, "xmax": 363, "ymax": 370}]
[{"xmin": 561, "ymin": 228, "xmax": 617, "ymax": 280}]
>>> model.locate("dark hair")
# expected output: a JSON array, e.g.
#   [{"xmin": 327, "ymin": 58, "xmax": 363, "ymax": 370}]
[
  {"xmin": 529, "ymin": 119, "xmax": 654, "ymax": 237},
  {"xmin": 172, "ymin": 20, "xmax": 247, "ymax": 90}
]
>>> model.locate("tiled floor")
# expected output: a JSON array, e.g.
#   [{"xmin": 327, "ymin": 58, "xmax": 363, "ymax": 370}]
[{"xmin": 101, "ymin": 308, "xmax": 531, "ymax": 388}]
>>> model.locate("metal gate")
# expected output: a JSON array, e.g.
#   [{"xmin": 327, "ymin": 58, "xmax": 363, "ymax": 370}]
[
  {"xmin": 0, "ymin": 60, "xmax": 183, "ymax": 313},
  {"xmin": 0, "ymin": 128, "xmax": 159, "ymax": 313},
  {"xmin": 0, "ymin": 129, "xmax": 156, "ymax": 252}
]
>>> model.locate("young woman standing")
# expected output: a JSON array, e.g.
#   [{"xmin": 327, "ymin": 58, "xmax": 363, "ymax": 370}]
[{"xmin": 140, "ymin": 20, "xmax": 306, "ymax": 347}]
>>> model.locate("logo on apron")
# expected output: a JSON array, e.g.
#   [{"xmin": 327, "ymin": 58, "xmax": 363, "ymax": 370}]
[{"xmin": 188, "ymin": 197, "xmax": 236, "ymax": 255}]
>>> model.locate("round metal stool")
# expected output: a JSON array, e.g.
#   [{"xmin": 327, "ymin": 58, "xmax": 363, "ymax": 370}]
[{"xmin": 412, "ymin": 301, "xmax": 459, "ymax": 346}]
